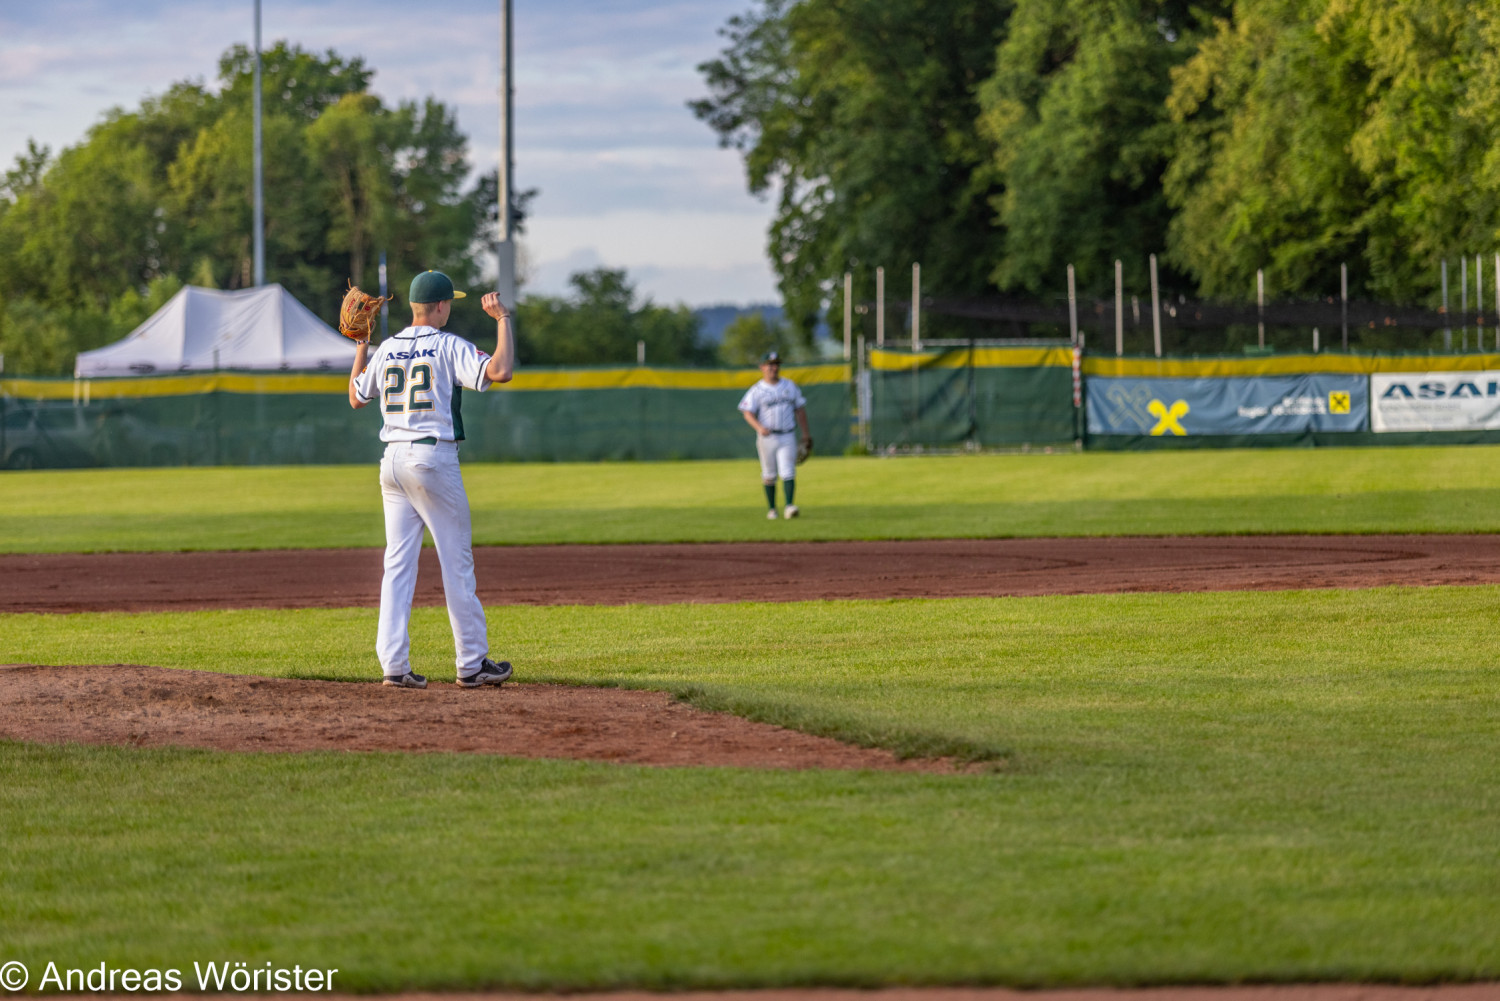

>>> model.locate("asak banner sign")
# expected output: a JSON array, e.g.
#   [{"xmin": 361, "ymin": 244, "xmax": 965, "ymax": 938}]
[
  {"xmin": 1371, "ymin": 371, "xmax": 1500, "ymax": 431},
  {"xmin": 1088, "ymin": 375, "xmax": 1368, "ymax": 436}
]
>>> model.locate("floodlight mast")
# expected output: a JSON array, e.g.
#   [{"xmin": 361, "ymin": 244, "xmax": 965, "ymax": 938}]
[
  {"xmin": 252, "ymin": 0, "xmax": 265, "ymax": 287},
  {"xmin": 496, "ymin": 0, "xmax": 516, "ymax": 306}
]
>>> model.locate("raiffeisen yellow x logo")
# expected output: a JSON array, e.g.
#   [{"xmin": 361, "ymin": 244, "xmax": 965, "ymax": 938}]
[{"xmin": 1147, "ymin": 398, "xmax": 1189, "ymax": 436}]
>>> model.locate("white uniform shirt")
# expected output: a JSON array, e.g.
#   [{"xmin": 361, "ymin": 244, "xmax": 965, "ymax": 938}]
[
  {"xmin": 354, "ymin": 326, "xmax": 492, "ymax": 442},
  {"xmin": 738, "ymin": 377, "xmax": 806, "ymax": 434}
]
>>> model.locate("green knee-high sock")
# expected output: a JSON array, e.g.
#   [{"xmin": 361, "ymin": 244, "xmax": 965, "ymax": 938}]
[
  {"xmin": 764, "ymin": 483, "xmax": 777, "ymax": 509},
  {"xmin": 783, "ymin": 478, "xmax": 796, "ymax": 505}
]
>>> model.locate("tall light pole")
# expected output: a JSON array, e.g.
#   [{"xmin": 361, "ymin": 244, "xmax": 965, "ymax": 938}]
[
  {"xmin": 252, "ymin": 0, "xmax": 265, "ymax": 287},
  {"xmin": 496, "ymin": 0, "xmax": 516, "ymax": 305}
]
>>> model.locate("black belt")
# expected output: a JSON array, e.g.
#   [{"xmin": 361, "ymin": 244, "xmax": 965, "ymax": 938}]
[
  {"xmin": 765, "ymin": 428, "xmax": 795, "ymax": 434},
  {"xmin": 410, "ymin": 437, "xmax": 439, "ymax": 445}
]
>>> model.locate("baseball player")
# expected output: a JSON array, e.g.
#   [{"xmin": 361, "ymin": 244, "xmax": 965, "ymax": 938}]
[
  {"xmin": 738, "ymin": 349, "xmax": 811, "ymax": 519},
  {"xmin": 347, "ymin": 270, "xmax": 514, "ymax": 689}
]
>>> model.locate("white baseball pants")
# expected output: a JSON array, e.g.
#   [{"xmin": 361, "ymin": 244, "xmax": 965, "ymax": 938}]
[
  {"xmin": 756, "ymin": 431, "xmax": 797, "ymax": 482},
  {"xmin": 376, "ymin": 441, "xmax": 490, "ymax": 678}
]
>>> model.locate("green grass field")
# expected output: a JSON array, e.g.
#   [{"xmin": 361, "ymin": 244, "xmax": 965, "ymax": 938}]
[
  {"xmin": 4, "ymin": 588, "xmax": 1499, "ymax": 985},
  {"xmin": 4, "ymin": 448, "xmax": 1499, "ymax": 988},
  {"xmin": 5, "ymin": 445, "xmax": 1500, "ymax": 551}
]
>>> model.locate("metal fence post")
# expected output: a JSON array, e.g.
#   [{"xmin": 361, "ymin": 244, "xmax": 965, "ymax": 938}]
[
  {"xmin": 1067, "ymin": 264, "xmax": 1078, "ymax": 346},
  {"xmin": 856, "ymin": 334, "xmax": 869, "ymax": 451},
  {"xmin": 1462, "ymin": 255, "xmax": 1469, "ymax": 351},
  {"xmin": 843, "ymin": 272, "xmax": 852, "ymax": 362},
  {"xmin": 1257, "ymin": 269, "xmax": 1265, "ymax": 348},
  {"xmin": 1149, "ymin": 254, "xmax": 1162, "ymax": 358},
  {"xmin": 1115, "ymin": 259, "xmax": 1124, "ymax": 356},
  {"xmin": 1442, "ymin": 259, "xmax": 1451, "ymax": 351},
  {"xmin": 875, "ymin": 266, "xmax": 885, "ymax": 346},
  {"xmin": 1477, "ymin": 254, "xmax": 1484, "ymax": 350},
  {"xmin": 911, "ymin": 262, "xmax": 921, "ymax": 352}
]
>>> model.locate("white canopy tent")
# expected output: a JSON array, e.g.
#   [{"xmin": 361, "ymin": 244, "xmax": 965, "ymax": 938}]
[{"xmin": 75, "ymin": 284, "xmax": 357, "ymax": 378}]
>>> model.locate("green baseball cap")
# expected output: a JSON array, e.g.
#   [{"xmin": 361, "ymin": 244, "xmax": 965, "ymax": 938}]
[{"xmin": 409, "ymin": 270, "xmax": 467, "ymax": 303}]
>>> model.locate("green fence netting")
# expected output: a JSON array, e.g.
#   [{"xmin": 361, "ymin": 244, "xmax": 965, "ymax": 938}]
[
  {"xmin": 0, "ymin": 365, "xmax": 852, "ymax": 469},
  {"xmin": 866, "ymin": 345, "xmax": 1077, "ymax": 450}
]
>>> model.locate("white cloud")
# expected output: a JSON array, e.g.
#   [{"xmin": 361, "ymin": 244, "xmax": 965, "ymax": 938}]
[
  {"xmin": 522, "ymin": 209, "xmax": 778, "ymax": 306},
  {"xmin": 0, "ymin": 0, "xmax": 778, "ymax": 305}
]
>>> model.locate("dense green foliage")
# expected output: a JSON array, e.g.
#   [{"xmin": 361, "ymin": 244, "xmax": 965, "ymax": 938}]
[
  {"xmin": 0, "ymin": 44, "xmax": 493, "ymax": 374},
  {"xmin": 4, "ymin": 586, "xmax": 1499, "ymax": 983},
  {"xmin": 717, "ymin": 308, "xmax": 796, "ymax": 364},
  {"xmin": 697, "ymin": 0, "xmax": 1500, "ymax": 321},
  {"xmin": 693, "ymin": 0, "xmax": 1011, "ymax": 341},
  {"xmin": 514, "ymin": 268, "xmax": 712, "ymax": 366},
  {"xmin": 6, "ymin": 445, "xmax": 1500, "ymax": 552}
]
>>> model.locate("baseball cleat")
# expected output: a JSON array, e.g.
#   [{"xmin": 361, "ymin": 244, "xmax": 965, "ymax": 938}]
[
  {"xmin": 766, "ymin": 509, "xmax": 778, "ymax": 520},
  {"xmin": 784, "ymin": 504, "xmax": 799, "ymax": 518},
  {"xmin": 383, "ymin": 672, "xmax": 428, "ymax": 689},
  {"xmin": 458, "ymin": 658, "xmax": 513, "ymax": 688}
]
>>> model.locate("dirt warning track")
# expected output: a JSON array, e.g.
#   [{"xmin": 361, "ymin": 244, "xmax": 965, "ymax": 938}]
[{"xmin": 4, "ymin": 534, "xmax": 1500, "ymax": 613}]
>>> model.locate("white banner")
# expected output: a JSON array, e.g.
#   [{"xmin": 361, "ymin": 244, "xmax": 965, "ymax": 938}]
[{"xmin": 1371, "ymin": 371, "xmax": 1500, "ymax": 431}]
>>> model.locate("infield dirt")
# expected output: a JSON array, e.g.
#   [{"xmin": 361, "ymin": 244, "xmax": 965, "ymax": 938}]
[
  {"xmin": 6, "ymin": 533, "xmax": 1500, "ymax": 613},
  {"xmin": 75, "ymin": 984, "xmax": 1500, "ymax": 1001},
  {"xmin": 7, "ymin": 534, "xmax": 1500, "ymax": 767},
  {"xmin": 0, "ymin": 663, "xmax": 974, "ymax": 772}
]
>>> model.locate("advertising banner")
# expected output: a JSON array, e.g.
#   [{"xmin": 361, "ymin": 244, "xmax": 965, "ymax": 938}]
[
  {"xmin": 1370, "ymin": 371, "xmax": 1500, "ymax": 432},
  {"xmin": 1088, "ymin": 375, "xmax": 1367, "ymax": 436}
]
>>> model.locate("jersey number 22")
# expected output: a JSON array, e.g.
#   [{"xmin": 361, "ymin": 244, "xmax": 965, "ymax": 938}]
[{"xmin": 383, "ymin": 364, "xmax": 434, "ymax": 414}]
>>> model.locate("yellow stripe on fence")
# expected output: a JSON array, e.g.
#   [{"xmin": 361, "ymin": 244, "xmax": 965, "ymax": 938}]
[
  {"xmin": 1083, "ymin": 354, "xmax": 1500, "ymax": 377},
  {"xmin": 505, "ymin": 363, "xmax": 849, "ymax": 390},
  {"xmin": 869, "ymin": 347, "xmax": 1073, "ymax": 370},
  {"xmin": 0, "ymin": 363, "xmax": 852, "ymax": 400}
]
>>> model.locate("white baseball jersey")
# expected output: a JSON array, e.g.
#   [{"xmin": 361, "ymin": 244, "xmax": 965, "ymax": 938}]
[
  {"xmin": 353, "ymin": 326, "xmax": 492, "ymax": 442},
  {"xmin": 738, "ymin": 377, "xmax": 806, "ymax": 433}
]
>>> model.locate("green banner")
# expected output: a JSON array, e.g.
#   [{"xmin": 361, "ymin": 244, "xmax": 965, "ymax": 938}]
[{"xmin": 867, "ymin": 346, "xmax": 1076, "ymax": 449}]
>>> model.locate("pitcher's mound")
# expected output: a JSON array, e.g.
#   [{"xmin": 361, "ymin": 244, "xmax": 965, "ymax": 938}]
[{"xmin": 0, "ymin": 664, "xmax": 971, "ymax": 773}]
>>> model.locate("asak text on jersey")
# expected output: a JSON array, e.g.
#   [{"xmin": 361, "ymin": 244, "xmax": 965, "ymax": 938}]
[
  {"xmin": 738, "ymin": 377, "xmax": 806, "ymax": 433},
  {"xmin": 354, "ymin": 326, "xmax": 492, "ymax": 442}
]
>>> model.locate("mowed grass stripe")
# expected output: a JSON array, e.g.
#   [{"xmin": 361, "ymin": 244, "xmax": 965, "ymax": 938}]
[
  {"xmin": 3, "ymin": 588, "xmax": 1497, "ymax": 985},
  {"xmin": 6, "ymin": 446, "xmax": 1500, "ymax": 551},
  {"xmin": 5, "ymin": 587, "xmax": 1499, "ymax": 765},
  {"xmin": 3, "ymin": 741, "xmax": 1494, "ymax": 989}
]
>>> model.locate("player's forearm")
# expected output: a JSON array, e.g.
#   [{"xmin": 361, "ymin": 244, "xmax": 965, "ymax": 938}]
[
  {"xmin": 348, "ymin": 342, "xmax": 371, "ymax": 409},
  {"xmin": 486, "ymin": 313, "xmax": 515, "ymax": 384},
  {"xmin": 742, "ymin": 411, "xmax": 766, "ymax": 435},
  {"xmin": 796, "ymin": 407, "xmax": 810, "ymax": 437}
]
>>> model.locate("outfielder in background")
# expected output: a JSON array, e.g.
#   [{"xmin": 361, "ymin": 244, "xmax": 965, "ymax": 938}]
[
  {"xmin": 347, "ymin": 269, "xmax": 515, "ymax": 689},
  {"xmin": 738, "ymin": 349, "xmax": 812, "ymax": 519}
]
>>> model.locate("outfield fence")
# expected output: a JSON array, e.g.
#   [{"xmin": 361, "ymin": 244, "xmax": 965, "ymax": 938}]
[
  {"xmin": 0, "ymin": 364, "xmax": 851, "ymax": 469},
  {"xmin": 11, "ymin": 349, "xmax": 1500, "ymax": 468}
]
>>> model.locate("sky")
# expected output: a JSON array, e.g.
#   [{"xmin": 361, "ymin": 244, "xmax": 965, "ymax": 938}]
[{"xmin": 0, "ymin": 0, "xmax": 779, "ymax": 307}]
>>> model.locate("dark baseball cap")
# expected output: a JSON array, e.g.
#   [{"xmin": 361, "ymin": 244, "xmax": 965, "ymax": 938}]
[
  {"xmin": 409, "ymin": 270, "xmax": 467, "ymax": 303},
  {"xmin": 761, "ymin": 350, "xmax": 782, "ymax": 364}
]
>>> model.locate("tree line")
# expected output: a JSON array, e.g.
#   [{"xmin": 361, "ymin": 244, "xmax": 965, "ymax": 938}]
[
  {"xmin": 0, "ymin": 43, "xmax": 763, "ymax": 377},
  {"xmin": 693, "ymin": 0, "xmax": 1500, "ymax": 339}
]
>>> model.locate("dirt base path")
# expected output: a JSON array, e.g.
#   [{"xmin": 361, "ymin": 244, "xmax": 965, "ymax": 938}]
[
  {"xmin": 6, "ymin": 534, "xmax": 1500, "ymax": 613},
  {"xmin": 0, "ymin": 664, "xmax": 970, "ymax": 772},
  {"xmin": 80, "ymin": 985, "xmax": 1500, "ymax": 1001}
]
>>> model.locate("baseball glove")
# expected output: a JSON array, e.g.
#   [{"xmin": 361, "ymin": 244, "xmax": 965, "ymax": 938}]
[
  {"xmin": 338, "ymin": 282, "xmax": 389, "ymax": 342},
  {"xmin": 797, "ymin": 436, "xmax": 813, "ymax": 464}
]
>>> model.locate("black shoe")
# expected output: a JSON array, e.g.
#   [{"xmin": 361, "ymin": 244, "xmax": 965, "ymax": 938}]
[
  {"xmin": 382, "ymin": 672, "xmax": 427, "ymax": 689},
  {"xmin": 457, "ymin": 658, "xmax": 513, "ymax": 688}
]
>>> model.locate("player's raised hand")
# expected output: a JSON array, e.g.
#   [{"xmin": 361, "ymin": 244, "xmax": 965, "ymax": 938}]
[{"xmin": 481, "ymin": 292, "xmax": 510, "ymax": 320}]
